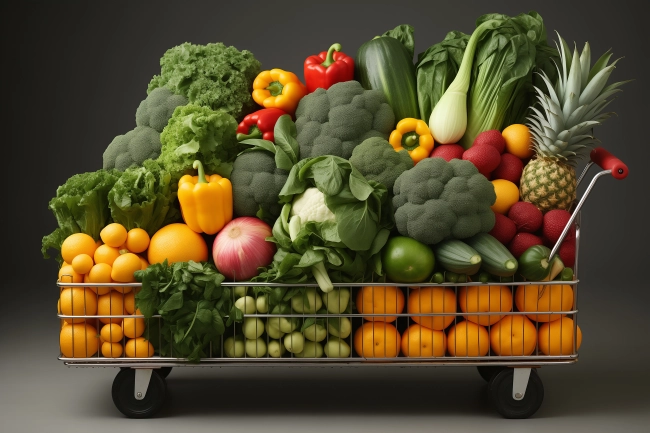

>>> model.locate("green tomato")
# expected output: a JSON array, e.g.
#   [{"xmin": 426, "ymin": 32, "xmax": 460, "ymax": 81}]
[{"xmin": 382, "ymin": 236, "xmax": 435, "ymax": 283}]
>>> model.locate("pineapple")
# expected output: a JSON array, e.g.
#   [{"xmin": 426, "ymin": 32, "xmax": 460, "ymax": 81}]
[{"xmin": 520, "ymin": 32, "xmax": 628, "ymax": 212}]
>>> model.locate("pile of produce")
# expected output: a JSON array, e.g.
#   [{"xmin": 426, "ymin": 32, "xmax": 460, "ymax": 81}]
[{"xmin": 47, "ymin": 11, "xmax": 628, "ymax": 361}]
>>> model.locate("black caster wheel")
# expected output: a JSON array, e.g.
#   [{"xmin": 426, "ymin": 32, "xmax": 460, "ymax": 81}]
[
  {"xmin": 488, "ymin": 368, "xmax": 544, "ymax": 419},
  {"xmin": 112, "ymin": 369, "xmax": 167, "ymax": 418},
  {"xmin": 477, "ymin": 366, "xmax": 505, "ymax": 382},
  {"xmin": 157, "ymin": 367, "xmax": 172, "ymax": 379}
]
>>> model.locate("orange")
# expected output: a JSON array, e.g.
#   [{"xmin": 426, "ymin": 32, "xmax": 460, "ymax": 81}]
[
  {"xmin": 401, "ymin": 323, "xmax": 446, "ymax": 357},
  {"xmin": 125, "ymin": 337, "xmax": 155, "ymax": 358},
  {"xmin": 502, "ymin": 124, "xmax": 534, "ymax": 159},
  {"xmin": 102, "ymin": 342, "xmax": 124, "ymax": 358},
  {"xmin": 515, "ymin": 284, "xmax": 574, "ymax": 322},
  {"xmin": 490, "ymin": 315, "xmax": 537, "ymax": 356},
  {"xmin": 100, "ymin": 223, "xmax": 128, "ymax": 248},
  {"xmin": 538, "ymin": 317, "xmax": 582, "ymax": 356},
  {"xmin": 407, "ymin": 287, "xmax": 457, "ymax": 331},
  {"xmin": 354, "ymin": 321, "xmax": 401, "ymax": 358},
  {"xmin": 123, "ymin": 291, "xmax": 136, "ymax": 314},
  {"xmin": 122, "ymin": 315, "xmax": 145, "ymax": 339},
  {"xmin": 97, "ymin": 291, "xmax": 125, "ymax": 324},
  {"xmin": 138, "ymin": 255, "xmax": 150, "ymax": 270},
  {"xmin": 458, "ymin": 285, "xmax": 513, "ymax": 326},
  {"xmin": 94, "ymin": 244, "xmax": 121, "ymax": 266},
  {"xmin": 59, "ymin": 287, "xmax": 98, "ymax": 324},
  {"xmin": 111, "ymin": 252, "xmax": 141, "ymax": 283},
  {"xmin": 58, "ymin": 264, "xmax": 83, "ymax": 288},
  {"xmin": 447, "ymin": 321, "xmax": 490, "ymax": 357},
  {"xmin": 71, "ymin": 253, "xmax": 94, "ymax": 275},
  {"xmin": 356, "ymin": 286, "xmax": 405, "ymax": 323},
  {"xmin": 126, "ymin": 228, "xmax": 150, "ymax": 254},
  {"xmin": 61, "ymin": 233, "xmax": 98, "ymax": 265},
  {"xmin": 100, "ymin": 323, "xmax": 124, "ymax": 343},
  {"xmin": 60, "ymin": 323, "xmax": 99, "ymax": 357},
  {"xmin": 490, "ymin": 179, "xmax": 520, "ymax": 214},
  {"xmin": 85, "ymin": 263, "xmax": 113, "ymax": 295},
  {"xmin": 147, "ymin": 223, "xmax": 208, "ymax": 265}
]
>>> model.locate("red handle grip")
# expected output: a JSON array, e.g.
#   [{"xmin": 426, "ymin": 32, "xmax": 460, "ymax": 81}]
[{"xmin": 590, "ymin": 147, "xmax": 628, "ymax": 180}]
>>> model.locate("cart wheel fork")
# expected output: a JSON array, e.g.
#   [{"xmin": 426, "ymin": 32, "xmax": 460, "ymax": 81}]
[
  {"xmin": 512, "ymin": 368, "xmax": 531, "ymax": 401},
  {"xmin": 133, "ymin": 369, "xmax": 153, "ymax": 400}
]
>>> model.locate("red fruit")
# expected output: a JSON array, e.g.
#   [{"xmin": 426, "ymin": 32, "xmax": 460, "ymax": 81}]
[
  {"xmin": 462, "ymin": 145, "xmax": 501, "ymax": 178},
  {"xmin": 559, "ymin": 238, "xmax": 576, "ymax": 268},
  {"xmin": 430, "ymin": 144, "xmax": 465, "ymax": 162},
  {"xmin": 473, "ymin": 130, "xmax": 506, "ymax": 154},
  {"xmin": 489, "ymin": 212, "xmax": 517, "ymax": 245},
  {"xmin": 507, "ymin": 201, "xmax": 543, "ymax": 233},
  {"xmin": 492, "ymin": 153, "xmax": 524, "ymax": 185},
  {"xmin": 508, "ymin": 233, "xmax": 544, "ymax": 259},
  {"xmin": 542, "ymin": 209, "xmax": 575, "ymax": 245}
]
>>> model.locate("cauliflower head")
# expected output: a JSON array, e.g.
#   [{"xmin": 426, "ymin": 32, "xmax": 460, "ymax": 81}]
[
  {"xmin": 136, "ymin": 87, "xmax": 188, "ymax": 133},
  {"xmin": 290, "ymin": 187, "xmax": 336, "ymax": 224},
  {"xmin": 348, "ymin": 137, "xmax": 413, "ymax": 192},
  {"xmin": 392, "ymin": 157, "xmax": 496, "ymax": 245},
  {"xmin": 295, "ymin": 80, "xmax": 395, "ymax": 160}
]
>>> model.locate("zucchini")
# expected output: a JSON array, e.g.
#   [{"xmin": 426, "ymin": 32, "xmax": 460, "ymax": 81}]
[
  {"xmin": 519, "ymin": 245, "xmax": 566, "ymax": 281},
  {"xmin": 355, "ymin": 36, "xmax": 419, "ymax": 122},
  {"xmin": 465, "ymin": 233, "xmax": 518, "ymax": 277},
  {"xmin": 433, "ymin": 239, "xmax": 482, "ymax": 275}
]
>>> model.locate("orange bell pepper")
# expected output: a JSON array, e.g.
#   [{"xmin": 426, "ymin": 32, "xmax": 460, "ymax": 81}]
[
  {"xmin": 252, "ymin": 68, "xmax": 307, "ymax": 116},
  {"xmin": 388, "ymin": 118, "xmax": 435, "ymax": 164},
  {"xmin": 177, "ymin": 160, "xmax": 233, "ymax": 235}
]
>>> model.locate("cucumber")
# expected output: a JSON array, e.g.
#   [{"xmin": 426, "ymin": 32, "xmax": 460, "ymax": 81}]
[
  {"xmin": 465, "ymin": 233, "xmax": 518, "ymax": 277},
  {"xmin": 433, "ymin": 239, "xmax": 482, "ymax": 276},
  {"xmin": 355, "ymin": 36, "xmax": 419, "ymax": 122},
  {"xmin": 518, "ymin": 245, "xmax": 553, "ymax": 281}
]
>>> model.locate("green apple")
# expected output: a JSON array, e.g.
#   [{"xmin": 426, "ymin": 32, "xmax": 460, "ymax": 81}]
[
  {"xmin": 327, "ymin": 317, "xmax": 352, "ymax": 338},
  {"xmin": 256, "ymin": 294, "xmax": 269, "ymax": 313},
  {"xmin": 234, "ymin": 296, "xmax": 257, "ymax": 314},
  {"xmin": 242, "ymin": 317, "xmax": 265, "ymax": 340},
  {"xmin": 245, "ymin": 338, "xmax": 267, "ymax": 358},
  {"xmin": 321, "ymin": 288, "xmax": 350, "ymax": 314},
  {"xmin": 323, "ymin": 338, "xmax": 351, "ymax": 358},
  {"xmin": 265, "ymin": 319, "xmax": 285, "ymax": 339},
  {"xmin": 267, "ymin": 339, "xmax": 286, "ymax": 358},
  {"xmin": 223, "ymin": 335, "xmax": 245, "ymax": 358},
  {"xmin": 268, "ymin": 316, "xmax": 300, "ymax": 334},
  {"xmin": 294, "ymin": 341, "xmax": 323, "ymax": 358},
  {"xmin": 303, "ymin": 323, "xmax": 327, "ymax": 342},
  {"xmin": 291, "ymin": 288, "xmax": 323, "ymax": 314},
  {"xmin": 283, "ymin": 331, "xmax": 305, "ymax": 354},
  {"xmin": 233, "ymin": 286, "xmax": 249, "ymax": 298}
]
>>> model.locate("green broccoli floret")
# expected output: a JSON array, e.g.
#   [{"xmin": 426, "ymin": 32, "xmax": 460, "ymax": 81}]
[
  {"xmin": 349, "ymin": 137, "xmax": 413, "ymax": 192},
  {"xmin": 136, "ymin": 87, "xmax": 188, "ymax": 133},
  {"xmin": 392, "ymin": 157, "xmax": 496, "ymax": 245},
  {"xmin": 147, "ymin": 42, "xmax": 261, "ymax": 121},
  {"xmin": 157, "ymin": 104, "xmax": 240, "ymax": 181},
  {"xmin": 295, "ymin": 80, "xmax": 395, "ymax": 160},
  {"xmin": 103, "ymin": 126, "xmax": 161, "ymax": 171}
]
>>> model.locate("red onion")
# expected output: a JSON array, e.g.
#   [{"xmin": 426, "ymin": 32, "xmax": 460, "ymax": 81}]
[{"xmin": 212, "ymin": 217, "xmax": 276, "ymax": 281}]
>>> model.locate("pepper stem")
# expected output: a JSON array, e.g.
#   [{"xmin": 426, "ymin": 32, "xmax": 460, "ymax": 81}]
[
  {"xmin": 237, "ymin": 126, "xmax": 262, "ymax": 141},
  {"xmin": 401, "ymin": 132, "xmax": 420, "ymax": 151},
  {"xmin": 321, "ymin": 43, "xmax": 342, "ymax": 68},
  {"xmin": 193, "ymin": 160, "xmax": 208, "ymax": 184},
  {"xmin": 266, "ymin": 81, "xmax": 284, "ymax": 97}
]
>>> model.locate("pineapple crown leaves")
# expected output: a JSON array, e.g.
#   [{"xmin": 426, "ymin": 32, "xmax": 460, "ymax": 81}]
[{"xmin": 526, "ymin": 31, "xmax": 632, "ymax": 164}]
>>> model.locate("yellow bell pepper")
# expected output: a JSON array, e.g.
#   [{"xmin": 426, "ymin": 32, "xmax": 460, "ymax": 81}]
[
  {"xmin": 388, "ymin": 118, "xmax": 435, "ymax": 164},
  {"xmin": 177, "ymin": 160, "xmax": 233, "ymax": 235},
  {"xmin": 252, "ymin": 68, "xmax": 307, "ymax": 116}
]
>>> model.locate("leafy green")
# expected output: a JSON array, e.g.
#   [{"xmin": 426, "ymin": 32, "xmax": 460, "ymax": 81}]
[
  {"xmin": 382, "ymin": 24, "xmax": 416, "ymax": 60},
  {"xmin": 134, "ymin": 260, "xmax": 233, "ymax": 363}
]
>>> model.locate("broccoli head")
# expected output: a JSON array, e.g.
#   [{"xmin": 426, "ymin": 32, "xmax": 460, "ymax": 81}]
[
  {"xmin": 136, "ymin": 87, "xmax": 188, "ymax": 133},
  {"xmin": 294, "ymin": 80, "xmax": 395, "ymax": 160},
  {"xmin": 103, "ymin": 126, "xmax": 161, "ymax": 171},
  {"xmin": 147, "ymin": 42, "xmax": 261, "ymax": 121},
  {"xmin": 392, "ymin": 157, "xmax": 496, "ymax": 245},
  {"xmin": 349, "ymin": 137, "xmax": 413, "ymax": 192}
]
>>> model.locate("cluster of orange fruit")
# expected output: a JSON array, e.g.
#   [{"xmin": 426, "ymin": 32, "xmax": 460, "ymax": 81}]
[
  {"xmin": 353, "ymin": 285, "xmax": 582, "ymax": 359},
  {"xmin": 57, "ymin": 223, "xmax": 154, "ymax": 358}
]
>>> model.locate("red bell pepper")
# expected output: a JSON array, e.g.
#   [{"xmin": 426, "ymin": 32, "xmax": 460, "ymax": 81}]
[
  {"xmin": 236, "ymin": 108, "xmax": 288, "ymax": 142},
  {"xmin": 304, "ymin": 43, "xmax": 354, "ymax": 93}
]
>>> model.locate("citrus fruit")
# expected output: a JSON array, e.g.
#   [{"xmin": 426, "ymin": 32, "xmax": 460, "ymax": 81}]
[
  {"xmin": 147, "ymin": 223, "xmax": 208, "ymax": 265},
  {"xmin": 356, "ymin": 285, "xmax": 405, "ymax": 323},
  {"xmin": 138, "ymin": 255, "xmax": 149, "ymax": 270},
  {"xmin": 60, "ymin": 323, "xmax": 99, "ymax": 357},
  {"xmin": 123, "ymin": 291, "xmax": 136, "ymax": 314},
  {"xmin": 401, "ymin": 323, "xmax": 446, "ymax": 357},
  {"xmin": 97, "ymin": 291, "xmax": 125, "ymax": 324},
  {"xmin": 71, "ymin": 253, "xmax": 94, "ymax": 274},
  {"xmin": 111, "ymin": 252, "xmax": 141, "ymax": 283},
  {"xmin": 125, "ymin": 337, "xmax": 155, "ymax": 358},
  {"xmin": 353, "ymin": 321, "xmax": 401, "ymax": 358},
  {"xmin": 407, "ymin": 287, "xmax": 457, "ymax": 331},
  {"xmin": 381, "ymin": 236, "xmax": 435, "ymax": 283},
  {"xmin": 100, "ymin": 223, "xmax": 128, "ymax": 248},
  {"xmin": 491, "ymin": 179, "xmax": 520, "ymax": 214},
  {"xmin": 58, "ymin": 264, "xmax": 83, "ymax": 287},
  {"xmin": 122, "ymin": 315, "xmax": 145, "ymax": 339},
  {"xmin": 501, "ymin": 124, "xmax": 534, "ymax": 159},
  {"xmin": 94, "ymin": 244, "xmax": 121, "ymax": 266},
  {"xmin": 458, "ymin": 285, "xmax": 513, "ymax": 326},
  {"xmin": 59, "ymin": 287, "xmax": 98, "ymax": 324},
  {"xmin": 515, "ymin": 283, "xmax": 574, "ymax": 322},
  {"xmin": 100, "ymin": 323, "xmax": 124, "ymax": 343},
  {"xmin": 102, "ymin": 342, "xmax": 124, "ymax": 358},
  {"xmin": 125, "ymin": 228, "xmax": 150, "ymax": 253},
  {"xmin": 61, "ymin": 233, "xmax": 99, "ymax": 264},
  {"xmin": 85, "ymin": 263, "xmax": 113, "ymax": 295},
  {"xmin": 490, "ymin": 315, "xmax": 537, "ymax": 356},
  {"xmin": 447, "ymin": 321, "xmax": 490, "ymax": 357},
  {"xmin": 538, "ymin": 317, "xmax": 582, "ymax": 355}
]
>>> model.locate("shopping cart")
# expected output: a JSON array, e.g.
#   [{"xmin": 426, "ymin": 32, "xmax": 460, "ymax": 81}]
[{"xmin": 56, "ymin": 147, "xmax": 628, "ymax": 419}]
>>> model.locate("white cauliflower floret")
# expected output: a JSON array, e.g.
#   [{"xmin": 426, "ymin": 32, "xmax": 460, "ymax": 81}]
[{"xmin": 290, "ymin": 187, "xmax": 336, "ymax": 223}]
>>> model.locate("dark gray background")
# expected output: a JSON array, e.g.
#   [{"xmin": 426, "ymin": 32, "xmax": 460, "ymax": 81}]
[{"xmin": 2, "ymin": 0, "xmax": 649, "ymax": 431}]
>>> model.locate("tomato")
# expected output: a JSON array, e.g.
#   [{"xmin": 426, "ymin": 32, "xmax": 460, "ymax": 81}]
[{"xmin": 381, "ymin": 236, "xmax": 435, "ymax": 283}]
